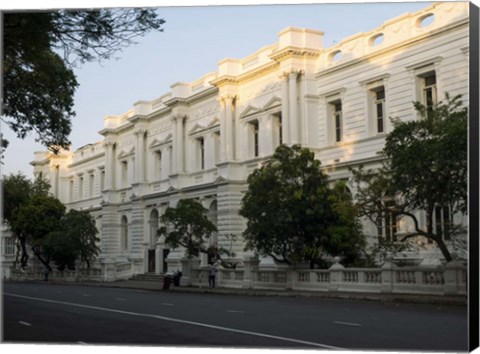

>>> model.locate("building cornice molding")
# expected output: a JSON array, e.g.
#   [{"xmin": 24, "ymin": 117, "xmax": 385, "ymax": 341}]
[{"xmin": 269, "ymin": 46, "xmax": 322, "ymax": 62}]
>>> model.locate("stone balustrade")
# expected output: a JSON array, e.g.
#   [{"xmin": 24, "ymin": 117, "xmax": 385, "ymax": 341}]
[{"xmin": 189, "ymin": 259, "xmax": 466, "ymax": 296}]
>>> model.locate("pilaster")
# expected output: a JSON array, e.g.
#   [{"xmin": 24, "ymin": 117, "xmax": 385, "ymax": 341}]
[{"xmin": 288, "ymin": 70, "xmax": 300, "ymax": 145}]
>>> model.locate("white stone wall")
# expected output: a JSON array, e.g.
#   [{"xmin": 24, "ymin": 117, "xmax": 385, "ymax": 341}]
[{"xmin": 30, "ymin": 2, "xmax": 469, "ymax": 277}]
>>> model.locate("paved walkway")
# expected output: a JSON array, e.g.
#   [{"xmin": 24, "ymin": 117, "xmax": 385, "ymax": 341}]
[{"xmin": 10, "ymin": 279, "xmax": 467, "ymax": 306}]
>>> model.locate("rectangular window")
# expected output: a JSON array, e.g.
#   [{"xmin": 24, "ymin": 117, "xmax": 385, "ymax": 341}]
[
  {"xmin": 374, "ymin": 88, "xmax": 385, "ymax": 134},
  {"xmin": 422, "ymin": 72, "xmax": 437, "ymax": 111},
  {"xmin": 249, "ymin": 120, "xmax": 259, "ymax": 157},
  {"xmin": 435, "ymin": 205, "xmax": 451, "ymax": 241},
  {"xmin": 155, "ymin": 151, "xmax": 162, "ymax": 180},
  {"xmin": 197, "ymin": 137, "xmax": 205, "ymax": 170},
  {"xmin": 377, "ymin": 201, "xmax": 397, "ymax": 241},
  {"xmin": 79, "ymin": 176, "xmax": 84, "ymax": 200},
  {"xmin": 333, "ymin": 102, "xmax": 342, "ymax": 143},
  {"xmin": 89, "ymin": 173, "xmax": 94, "ymax": 197},
  {"xmin": 121, "ymin": 161, "xmax": 128, "ymax": 187},
  {"xmin": 278, "ymin": 114, "xmax": 283, "ymax": 146},
  {"xmin": 69, "ymin": 179, "xmax": 74, "ymax": 202},
  {"xmin": 3, "ymin": 237, "xmax": 15, "ymax": 255}
]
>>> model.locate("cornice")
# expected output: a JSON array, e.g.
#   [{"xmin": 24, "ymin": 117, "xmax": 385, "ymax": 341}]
[
  {"xmin": 269, "ymin": 46, "xmax": 321, "ymax": 62},
  {"xmin": 67, "ymin": 151, "xmax": 105, "ymax": 168},
  {"xmin": 211, "ymin": 61, "xmax": 280, "ymax": 88}
]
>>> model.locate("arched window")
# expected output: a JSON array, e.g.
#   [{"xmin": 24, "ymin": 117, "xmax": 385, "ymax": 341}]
[{"xmin": 120, "ymin": 216, "xmax": 128, "ymax": 251}]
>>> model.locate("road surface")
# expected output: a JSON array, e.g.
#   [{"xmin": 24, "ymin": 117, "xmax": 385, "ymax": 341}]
[{"xmin": 2, "ymin": 282, "xmax": 468, "ymax": 350}]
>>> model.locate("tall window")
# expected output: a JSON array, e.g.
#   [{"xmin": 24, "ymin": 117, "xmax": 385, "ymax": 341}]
[
  {"xmin": 89, "ymin": 173, "xmax": 95, "ymax": 198},
  {"xmin": 154, "ymin": 150, "xmax": 162, "ymax": 180},
  {"xmin": 78, "ymin": 176, "xmax": 84, "ymax": 200},
  {"xmin": 250, "ymin": 120, "xmax": 259, "ymax": 157},
  {"xmin": 121, "ymin": 161, "xmax": 128, "ymax": 187},
  {"xmin": 374, "ymin": 88, "xmax": 385, "ymax": 134},
  {"xmin": 376, "ymin": 200, "xmax": 398, "ymax": 242},
  {"xmin": 197, "ymin": 137, "xmax": 205, "ymax": 170},
  {"xmin": 331, "ymin": 101, "xmax": 342, "ymax": 143},
  {"xmin": 421, "ymin": 72, "xmax": 437, "ymax": 111},
  {"xmin": 435, "ymin": 205, "xmax": 452, "ymax": 241},
  {"xmin": 120, "ymin": 216, "xmax": 128, "ymax": 251},
  {"xmin": 69, "ymin": 179, "xmax": 74, "ymax": 202},
  {"xmin": 2, "ymin": 237, "xmax": 15, "ymax": 255},
  {"xmin": 277, "ymin": 114, "xmax": 283, "ymax": 146}
]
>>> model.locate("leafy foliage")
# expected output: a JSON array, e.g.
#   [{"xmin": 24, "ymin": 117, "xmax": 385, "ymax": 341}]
[
  {"xmin": 239, "ymin": 145, "xmax": 365, "ymax": 268},
  {"xmin": 2, "ymin": 9, "xmax": 165, "ymax": 151},
  {"xmin": 352, "ymin": 94, "xmax": 468, "ymax": 262},
  {"xmin": 158, "ymin": 199, "xmax": 217, "ymax": 259},
  {"xmin": 2, "ymin": 173, "xmax": 100, "ymax": 270},
  {"xmin": 43, "ymin": 210, "xmax": 100, "ymax": 271}
]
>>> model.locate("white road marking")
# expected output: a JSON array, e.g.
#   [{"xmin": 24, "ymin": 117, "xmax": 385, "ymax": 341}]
[
  {"xmin": 19, "ymin": 321, "xmax": 32, "ymax": 327},
  {"xmin": 115, "ymin": 298, "xmax": 126, "ymax": 301},
  {"xmin": 5, "ymin": 292, "xmax": 343, "ymax": 350},
  {"xmin": 77, "ymin": 341, "xmax": 88, "ymax": 345},
  {"xmin": 161, "ymin": 303, "xmax": 174, "ymax": 306},
  {"xmin": 226, "ymin": 310, "xmax": 245, "ymax": 313},
  {"xmin": 334, "ymin": 321, "xmax": 362, "ymax": 327}
]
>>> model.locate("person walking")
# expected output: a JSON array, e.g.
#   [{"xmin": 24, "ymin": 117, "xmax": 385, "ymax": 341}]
[{"xmin": 208, "ymin": 263, "xmax": 217, "ymax": 288}]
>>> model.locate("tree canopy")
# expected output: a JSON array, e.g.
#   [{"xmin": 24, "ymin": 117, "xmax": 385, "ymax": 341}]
[
  {"xmin": 239, "ymin": 144, "xmax": 365, "ymax": 268},
  {"xmin": 2, "ymin": 173, "xmax": 100, "ymax": 270},
  {"xmin": 158, "ymin": 199, "xmax": 217, "ymax": 259},
  {"xmin": 2, "ymin": 9, "xmax": 165, "ymax": 151},
  {"xmin": 352, "ymin": 94, "xmax": 468, "ymax": 262}
]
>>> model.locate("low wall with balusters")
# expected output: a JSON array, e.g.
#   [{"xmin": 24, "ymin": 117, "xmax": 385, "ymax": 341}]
[{"xmin": 189, "ymin": 258, "xmax": 467, "ymax": 296}]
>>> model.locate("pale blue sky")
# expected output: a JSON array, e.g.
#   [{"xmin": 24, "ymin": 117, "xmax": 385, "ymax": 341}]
[{"xmin": 1, "ymin": 1, "xmax": 433, "ymax": 178}]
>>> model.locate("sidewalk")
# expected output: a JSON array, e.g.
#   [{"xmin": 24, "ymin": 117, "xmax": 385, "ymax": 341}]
[{"xmin": 20, "ymin": 279, "xmax": 467, "ymax": 306}]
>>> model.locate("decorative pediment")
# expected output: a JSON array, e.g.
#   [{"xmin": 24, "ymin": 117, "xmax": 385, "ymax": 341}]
[
  {"xmin": 117, "ymin": 146, "xmax": 135, "ymax": 158},
  {"xmin": 150, "ymin": 134, "xmax": 173, "ymax": 149},
  {"xmin": 166, "ymin": 186, "xmax": 177, "ymax": 193},
  {"xmin": 239, "ymin": 105, "xmax": 261, "ymax": 118},
  {"xmin": 213, "ymin": 176, "xmax": 229, "ymax": 185},
  {"xmin": 263, "ymin": 96, "xmax": 282, "ymax": 110},
  {"xmin": 189, "ymin": 123, "xmax": 206, "ymax": 135},
  {"xmin": 207, "ymin": 116, "xmax": 220, "ymax": 128}
]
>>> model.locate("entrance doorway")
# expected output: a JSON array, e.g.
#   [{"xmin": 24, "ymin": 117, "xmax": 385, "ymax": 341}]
[
  {"xmin": 163, "ymin": 248, "xmax": 170, "ymax": 273},
  {"xmin": 148, "ymin": 249, "xmax": 155, "ymax": 273}
]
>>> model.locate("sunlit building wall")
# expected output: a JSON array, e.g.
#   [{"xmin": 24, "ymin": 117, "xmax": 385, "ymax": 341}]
[{"xmin": 29, "ymin": 2, "xmax": 469, "ymax": 278}]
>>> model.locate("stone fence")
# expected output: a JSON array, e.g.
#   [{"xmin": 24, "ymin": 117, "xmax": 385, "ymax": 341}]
[{"xmin": 188, "ymin": 258, "xmax": 467, "ymax": 296}]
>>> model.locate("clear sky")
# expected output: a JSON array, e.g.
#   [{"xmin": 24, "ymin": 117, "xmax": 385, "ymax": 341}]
[{"xmin": 1, "ymin": 0, "xmax": 434, "ymax": 178}]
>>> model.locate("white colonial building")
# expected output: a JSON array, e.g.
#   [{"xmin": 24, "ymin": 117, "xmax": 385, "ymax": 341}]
[{"xmin": 23, "ymin": 2, "xmax": 469, "ymax": 280}]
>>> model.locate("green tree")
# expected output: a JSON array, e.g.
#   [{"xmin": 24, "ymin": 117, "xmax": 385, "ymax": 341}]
[
  {"xmin": 14, "ymin": 194, "xmax": 66, "ymax": 271},
  {"xmin": 43, "ymin": 210, "xmax": 100, "ymax": 271},
  {"xmin": 2, "ymin": 173, "xmax": 51, "ymax": 267},
  {"xmin": 2, "ymin": 9, "xmax": 165, "ymax": 151},
  {"xmin": 239, "ymin": 144, "xmax": 365, "ymax": 268},
  {"xmin": 352, "ymin": 94, "xmax": 467, "ymax": 262},
  {"xmin": 158, "ymin": 199, "xmax": 217, "ymax": 259}
]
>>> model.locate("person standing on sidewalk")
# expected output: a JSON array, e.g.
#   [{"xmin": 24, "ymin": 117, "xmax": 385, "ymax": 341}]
[
  {"xmin": 208, "ymin": 263, "xmax": 217, "ymax": 288},
  {"xmin": 43, "ymin": 265, "xmax": 50, "ymax": 282}
]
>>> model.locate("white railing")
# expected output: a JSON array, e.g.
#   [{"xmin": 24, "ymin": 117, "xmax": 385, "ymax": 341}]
[{"xmin": 189, "ymin": 260, "xmax": 466, "ymax": 296}]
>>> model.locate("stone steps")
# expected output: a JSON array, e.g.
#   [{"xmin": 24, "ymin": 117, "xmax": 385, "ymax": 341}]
[{"xmin": 130, "ymin": 273, "xmax": 165, "ymax": 282}]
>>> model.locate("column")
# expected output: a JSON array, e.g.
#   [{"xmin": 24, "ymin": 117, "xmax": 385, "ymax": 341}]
[
  {"xmin": 219, "ymin": 98, "xmax": 227, "ymax": 162},
  {"xmin": 134, "ymin": 129, "xmax": 147, "ymax": 183},
  {"xmin": 103, "ymin": 141, "xmax": 116, "ymax": 190},
  {"xmin": 172, "ymin": 114, "xmax": 186, "ymax": 173},
  {"xmin": 280, "ymin": 73, "xmax": 290, "ymax": 145},
  {"xmin": 288, "ymin": 70, "xmax": 299, "ymax": 145}
]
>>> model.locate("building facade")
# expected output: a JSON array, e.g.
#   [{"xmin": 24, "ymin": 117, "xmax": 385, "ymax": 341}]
[{"xmin": 27, "ymin": 2, "xmax": 469, "ymax": 279}]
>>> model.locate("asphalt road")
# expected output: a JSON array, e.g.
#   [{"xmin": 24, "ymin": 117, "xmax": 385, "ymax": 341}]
[{"xmin": 2, "ymin": 282, "xmax": 468, "ymax": 351}]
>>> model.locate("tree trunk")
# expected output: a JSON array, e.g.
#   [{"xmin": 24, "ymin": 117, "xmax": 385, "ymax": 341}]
[{"xmin": 434, "ymin": 236, "xmax": 453, "ymax": 262}]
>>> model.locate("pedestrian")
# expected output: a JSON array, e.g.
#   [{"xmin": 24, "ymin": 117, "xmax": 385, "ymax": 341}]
[
  {"xmin": 43, "ymin": 266, "xmax": 49, "ymax": 282},
  {"xmin": 208, "ymin": 263, "xmax": 217, "ymax": 288}
]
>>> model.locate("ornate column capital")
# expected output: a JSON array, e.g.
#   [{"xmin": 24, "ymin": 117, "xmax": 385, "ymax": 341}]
[
  {"xmin": 103, "ymin": 139, "xmax": 116, "ymax": 148},
  {"xmin": 288, "ymin": 69, "xmax": 300, "ymax": 80},
  {"xmin": 171, "ymin": 113, "xmax": 187, "ymax": 123},
  {"xmin": 134, "ymin": 128, "xmax": 147, "ymax": 137},
  {"xmin": 219, "ymin": 94, "xmax": 237, "ymax": 105}
]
